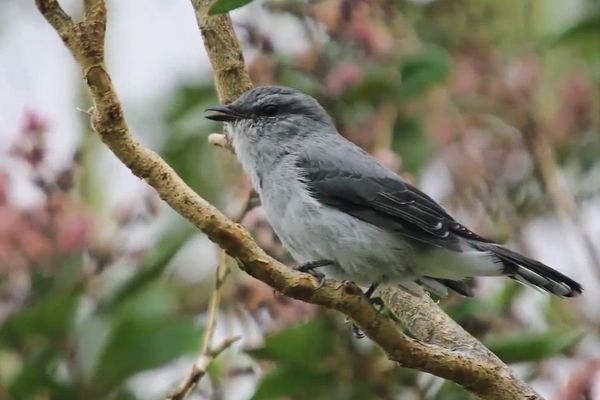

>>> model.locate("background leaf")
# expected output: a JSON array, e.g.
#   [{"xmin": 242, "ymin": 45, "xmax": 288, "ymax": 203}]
[
  {"xmin": 247, "ymin": 320, "xmax": 334, "ymax": 368},
  {"xmin": 92, "ymin": 317, "xmax": 201, "ymax": 392},
  {"xmin": 551, "ymin": 12, "xmax": 600, "ymax": 44},
  {"xmin": 398, "ymin": 46, "xmax": 451, "ymax": 100},
  {"xmin": 251, "ymin": 366, "xmax": 333, "ymax": 400},
  {"xmin": 484, "ymin": 330, "xmax": 584, "ymax": 363}
]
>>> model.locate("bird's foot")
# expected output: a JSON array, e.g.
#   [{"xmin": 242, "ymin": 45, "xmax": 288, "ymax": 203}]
[
  {"xmin": 351, "ymin": 282, "xmax": 383, "ymax": 339},
  {"xmin": 294, "ymin": 259, "xmax": 333, "ymax": 289},
  {"xmin": 364, "ymin": 282, "xmax": 382, "ymax": 310},
  {"xmin": 369, "ymin": 297, "xmax": 384, "ymax": 313},
  {"xmin": 352, "ymin": 323, "xmax": 365, "ymax": 339}
]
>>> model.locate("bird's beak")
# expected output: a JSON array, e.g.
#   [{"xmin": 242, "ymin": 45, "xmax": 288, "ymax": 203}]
[{"xmin": 205, "ymin": 105, "xmax": 246, "ymax": 123}]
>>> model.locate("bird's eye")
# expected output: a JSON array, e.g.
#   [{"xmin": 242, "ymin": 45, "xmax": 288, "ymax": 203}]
[{"xmin": 262, "ymin": 104, "xmax": 278, "ymax": 117}]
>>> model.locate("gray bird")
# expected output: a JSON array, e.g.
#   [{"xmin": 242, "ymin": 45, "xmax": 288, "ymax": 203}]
[{"xmin": 205, "ymin": 85, "xmax": 582, "ymax": 299}]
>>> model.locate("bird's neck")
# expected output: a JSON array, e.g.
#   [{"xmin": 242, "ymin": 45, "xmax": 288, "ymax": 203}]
[{"xmin": 230, "ymin": 132, "xmax": 295, "ymax": 195}]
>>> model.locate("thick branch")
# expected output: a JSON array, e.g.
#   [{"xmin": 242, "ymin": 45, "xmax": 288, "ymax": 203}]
[
  {"xmin": 190, "ymin": 0, "xmax": 253, "ymax": 103},
  {"xmin": 36, "ymin": 1, "xmax": 542, "ymax": 399}
]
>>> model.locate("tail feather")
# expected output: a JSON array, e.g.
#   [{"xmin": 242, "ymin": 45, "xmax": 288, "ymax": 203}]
[{"xmin": 472, "ymin": 243, "xmax": 583, "ymax": 297}]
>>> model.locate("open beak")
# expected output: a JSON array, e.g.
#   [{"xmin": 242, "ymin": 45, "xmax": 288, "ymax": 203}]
[{"xmin": 205, "ymin": 105, "xmax": 246, "ymax": 123}]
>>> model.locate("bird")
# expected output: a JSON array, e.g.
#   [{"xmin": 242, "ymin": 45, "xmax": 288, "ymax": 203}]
[{"xmin": 205, "ymin": 85, "xmax": 583, "ymax": 300}]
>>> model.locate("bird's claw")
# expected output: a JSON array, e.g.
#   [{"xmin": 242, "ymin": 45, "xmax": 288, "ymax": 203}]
[
  {"xmin": 305, "ymin": 269, "xmax": 326, "ymax": 289},
  {"xmin": 352, "ymin": 324, "xmax": 365, "ymax": 339},
  {"xmin": 349, "ymin": 283, "xmax": 384, "ymax": 339},
  {"xmin": 370, "ymin": 296, "xmax": 384, "ymax": 313},
  {"xmin": 343, "ymin": 316, "xmax": 365, "ymax": 339},
  {"xmin": 294, "ymin": 260, "xmax": 332, "ymax": 289}
]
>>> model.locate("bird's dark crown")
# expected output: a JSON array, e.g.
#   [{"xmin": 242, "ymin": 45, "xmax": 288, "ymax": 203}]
[{"xmin": 206, "ymin": 85, "xmax": 331, "ymax": 125}]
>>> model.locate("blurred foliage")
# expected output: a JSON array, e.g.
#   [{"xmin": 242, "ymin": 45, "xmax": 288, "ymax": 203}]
[
  {"xmin": 551, "ymin": 10, "xmax": 600, "ymax": 45},
  {"xmin": 484, "ymin": 329, "xmax": 584, "ymax": 364},
  {"xmin": 392, "ymin": 115, "xmax": 431, "ymax": 173},
  {"xmin": 249, "ymin": 319, "xmax": 410, "ymax": 400},
  {"xmin": 0, "ymin": 208, "xmax": 200, "ymax": 399},
  {"xmin": 2, "ymin": 0, "xmax": 599, "ymax": 399},
  {"xmin": 398, "ymin": 46, "xmax": 452, "ymax": 101},
  {"xmin": 162, "ymin": 84, "xmax": 225, "ymax": 206}
]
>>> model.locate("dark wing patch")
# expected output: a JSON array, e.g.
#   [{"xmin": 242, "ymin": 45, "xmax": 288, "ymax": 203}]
[
  {"xmin": 430, "ymin": 278, "xmax": 474, "ymax": 297},
  {"xmin": 297, "ymin": 155, "xmax": 492, "ymax": 250}
]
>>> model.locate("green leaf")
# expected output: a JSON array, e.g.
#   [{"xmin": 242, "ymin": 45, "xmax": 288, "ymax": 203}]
[
  {"xmin": 340, "ymin": 68, "xmax": 400, "ymax": 105},
  {"xmin": 162, "ymin": 129, "xmax": 224, "ymax": 202},
  {"xmin": 247, "ymin": 320, "xmax": 334, "ymax": 369},
  {"xmin": 163, "ymin": 83, "xmax": 226, "ymax": 202},
  {"xmin": 98, "ymin": 228, "xmax": 193, "ymax": 312},
  {"xmin": 29, "ymin": 254, "xmax": 84, "ymax": 298},
  {"xmin": 251, "ymin": 366, "xmax": 333, "ymax": 400},
  {"xmin": 8, "ymin": 350, "xmax": 77, "ymax": 400},
  {"xmin": 398, "ymin": 46, "xmax": 451, "ymax": 100},
  {"xmin": 209, "ymin": 0, "xmax": 254, "ymax": 15},
  {"xmin": 485, "ymin": 329, "xmax": 584, "ymax": 363},
  {"xmin": 278, "ymin": 63, "xmax": 321, "ymax": 96},
  {"xmin": 162, "ymin": 83, "xmax": 224, "ymax": 202},
  {"xmin": 75, "ymin": 315, "xmax": 112, "ymax": 381},
  {"xmin": 165, "ymin": 84, "xmax": 216, "ymax": 124},
  {"xmin": 54, "ymin": 254, "xmax": 85, "ymax": 290},
  {"xmin": 92, "ymin": 317, "xmax": 201, "ymax": 391},
  {"xmin": 79, "ymin": 284, "xmax": 185, "ymax": 384},
  {"xmin": 443, "ymin": 297, "xmax": 488, "ymax": 322},
  {"xmin": 550, "ymin": 13, "xmax": 600, "ymax": 45},
  {"xmin": 113, "ymin": 283, "xmax": 178, "ymax": 322},
  {"xmin": 0, "ymin": 289, "xmax": 79, "ymax": 349},
  {"xmin": 391, "ymin": 116, "xmax": 432, "ymax": 173}
]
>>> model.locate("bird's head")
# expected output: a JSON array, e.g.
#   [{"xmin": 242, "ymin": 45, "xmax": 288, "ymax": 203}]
[{"xmin": 205, "ymin": 86, "xmax": 334, "ymax": 147}]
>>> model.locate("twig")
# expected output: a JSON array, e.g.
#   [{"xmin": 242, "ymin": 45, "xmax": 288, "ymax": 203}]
[
  {"xmin": 167, "ymin": 251, "xmax": 235, "ymax": 400},
  {"xmin": 36, "ymin": 1, "xmax": 542, "ymax": 399},
  {"xmin": 168, "ymin": 335, "xmax": 240, "ymax": 400}
]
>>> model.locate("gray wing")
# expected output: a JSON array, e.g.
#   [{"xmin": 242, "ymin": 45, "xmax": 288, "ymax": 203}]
[{"xmin": 296, "ymin": 148, "xmax": 492, "ymax": 251}]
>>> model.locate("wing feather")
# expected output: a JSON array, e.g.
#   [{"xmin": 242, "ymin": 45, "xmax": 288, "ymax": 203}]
[{"xmin": 296, "ymin": 152, "xmax": 491, "ymax": 250}]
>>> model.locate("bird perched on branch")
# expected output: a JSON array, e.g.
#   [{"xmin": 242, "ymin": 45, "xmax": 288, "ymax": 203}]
[{"xmin": 206, "ymin": 86, "xmax": 582, "ymax": 302}]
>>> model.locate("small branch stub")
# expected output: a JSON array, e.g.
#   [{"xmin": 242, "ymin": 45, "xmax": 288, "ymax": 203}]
[{"xmin": 208, "ymin": 133, "xmax": 230, "ymax": 148}]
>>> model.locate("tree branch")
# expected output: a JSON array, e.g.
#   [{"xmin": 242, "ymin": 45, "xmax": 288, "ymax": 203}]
[
  {"xmin": 380, "ymin": 288, "xmax": 501, "ymax": 360},
  {"xmin": 36, "ymin": 1, "xmax": 542, "ymax": 398},
  {"xmin": 35, "ymin": 0, "xmax": 72, "ymax": 34},
  {"xmin": 190, "ymin": 0, "xmax": 253, "ymax": 103}
]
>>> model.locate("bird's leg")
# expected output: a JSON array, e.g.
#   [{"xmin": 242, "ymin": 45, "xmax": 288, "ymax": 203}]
[
  {"xmin": 351, "ymin": 282, "xmax": 382, "ymax": 339},
  {"xmin": 294, "ymin": 259, "xmax": 333, "ymax": 289}
]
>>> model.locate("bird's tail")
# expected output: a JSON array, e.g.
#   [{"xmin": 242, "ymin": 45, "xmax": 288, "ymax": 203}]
[{"xmin": 472, "ymin": 242, "xmax": 583, "ymax": 297}]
